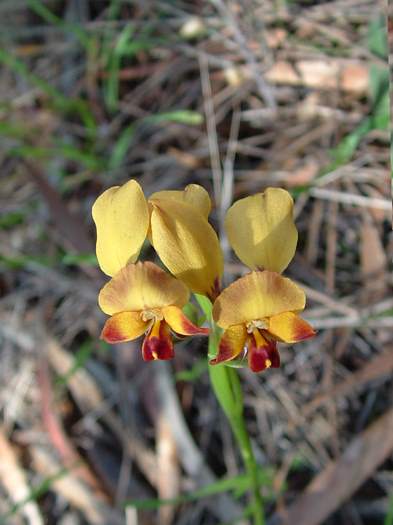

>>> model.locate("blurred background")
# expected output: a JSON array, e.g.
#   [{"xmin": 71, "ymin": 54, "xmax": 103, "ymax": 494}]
[{"xmin": 0, "ymin": 1, "xmax": 392, "ymax": 524}]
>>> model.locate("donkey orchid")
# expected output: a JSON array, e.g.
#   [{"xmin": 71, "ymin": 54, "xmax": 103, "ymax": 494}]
[
  {"xmin": 210, "ymin": 187, "xmax": 315, "ymax": 373},
  {"xmin": 99, "ymin": 261, "xmax": 208, "ymax": 361},
  {"xmin": 92, "ymin": 180, "xmax": 223, "ymax": 299},
  {"xmin": 211, "ymin": 271, "xmax": 315, "ymax": 372}
]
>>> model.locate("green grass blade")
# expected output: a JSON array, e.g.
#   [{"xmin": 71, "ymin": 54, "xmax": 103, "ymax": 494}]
[
  {"xmin": 175, "ymin": 359, "xmax": 207, "ymax": 382},
  {"xmin": 27, "ymin": 0, "xmax": 91, "ymax": 49},
  {"xmin": 9, "ymin": 143, "xmax": 102, "ymax": 171},
  {"xmin": 0, "ymin": 465, "xmax": 71, "ymax": 523},
  {"xmin": 0, "ymin": 49, "xmax": 96, "ymax": 133},
  {"xmin": 54, "ymin": 340, "xmax": 95, "ymax": 388},
  {"xmin": 104, "ymin": 23, "xmax": 135, "ymax": 111},
  {"xmin": 124, "ymin": 470, "xmax": 272, "ymax": 510},
  {"xmin": 109, "ymin": 123, "xmax": 136, "ymax": 169},
  {"xmin": 385, "ymin": 492, "xmax": 393, "ymax": 525},
  {"xmin": 367, "ymin": 15, "xmax": 388, "ymax": 59},
  {"xmin": 145, "ymin": 110, "xmax": 203, "ymax": 126}
]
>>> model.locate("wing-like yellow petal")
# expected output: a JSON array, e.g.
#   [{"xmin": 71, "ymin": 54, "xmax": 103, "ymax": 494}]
[
  {"xmin": 100, "ymin": 311, "xmax": 148, "ymax": 343},
  {"xmin": 225, "ymin": 188, "xmax": 298, "ymax": 273},
  {"xmin": 98, "ymin": 261, "xmax": 189, "ymax": 315},
  {"xmin": 162, "ymin": 305, "xmax": 209, "ymax": 336},
  {"xmin": 150, "ymin": 184, "xmax": 211, "ymax": 218},
  {"xmin": 267, "ymin": 311, "xmax": 316, "ymax": 343},
  {"xmin": 209, "ymin": 324, "xmax": 247, "ymax": 365},
  {"xmin": 149, "ymin": 199, "xmax": 223, "ymax": 298},
  {"xmin": 213, "ymin": 271, "xmax": 306, "ymax": 329},
  {"xmin": 92, "ymin": 179, "xmax": 150, "ymax": 276}
]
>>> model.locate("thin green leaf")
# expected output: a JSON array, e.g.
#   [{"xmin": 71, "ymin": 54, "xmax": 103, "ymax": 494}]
[
  {"xmin": 54, "ymin": 340, "xmax": 95, "ymax": 388},
  {"xmin": 124, "ymin": 470, "xmax": 272, "ymax": 510},
  {"xmin": 1, "ymin": 465, "xmax": 71, "ymax": 523},
  {"xmin": 104, "ymin": 24, "xmax": 135, "ymax": 111},
  {"xmin": 367, "ymin": 15, "xmax": 388, "ymax": 59},
  {"xmin": 175, "ymin": 359, "xmax": 207, "ymax": 382},
  {"xmin": 0, "ymin": 49, "xmax": 96, "ymax": 133},
  {"xmin": 0, "ymin": 211, "xmax": 25, "ymax": 229},
  {"xmin": 0, "ymin": 254, "xmax": 53, "ymax": 270},
  {"xmin": 9, "ymin": 144, "xmax": 102, "ymax": 171},
  {"xmin": 385, "ymin": 492, "xmax": 393, "ymax": 525},
  {"xmin": 109, "ymin": 124, "xmax": 136, "ymax": 169},
  {"xmin": 145, "ymin": 110, "xmax": 204, "ymax": 126},
  {"xmin": 369, "ymin": 64, "xmax": 389, "ymax": 105},
  {"xmin": 61, "ymin": 253, "xmax": 98, "ymax": 266},
  {"xmin": 27, "ymin": 0, "xmax": 91, "ymax": 49}
]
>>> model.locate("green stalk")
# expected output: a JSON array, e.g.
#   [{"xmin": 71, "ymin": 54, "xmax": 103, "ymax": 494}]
[{"xmin": 196, "ymin": 294, "xmax": 265, "ymax": 525}]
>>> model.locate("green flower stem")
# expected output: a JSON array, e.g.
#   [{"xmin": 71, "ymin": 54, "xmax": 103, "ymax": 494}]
[{"xmin": 195, "ymin": 294, "xmax": 265, "ymax": 525}]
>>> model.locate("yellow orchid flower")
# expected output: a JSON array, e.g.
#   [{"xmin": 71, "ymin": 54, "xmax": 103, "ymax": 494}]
[
  {"xmin": 210, "ymin": 271, "xmax": 315, "ymax": 372},
  {"xmin": 92, "ymin": 180, "xmax": 223, "ymax": 299},
  {"xmin": 99, "ymin": 261, "xmax": 208, "ymax": 360},
  {"xmin": 225, "ymin": 187, "xmax": 298, "ymax": 273}
]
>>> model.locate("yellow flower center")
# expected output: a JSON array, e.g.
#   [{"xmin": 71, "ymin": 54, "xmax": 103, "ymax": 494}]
[
  {"xmin": 140, "ymin": 309, "xmax": 164, "ymax": 323},
  {"xmin": 246, "ymin": 319, "xmax": 268, "ymax": 334}
]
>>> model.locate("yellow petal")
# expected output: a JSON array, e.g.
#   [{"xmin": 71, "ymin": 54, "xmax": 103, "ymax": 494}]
[
  {"xmin": 225, "ymin": 188, "xmax": 298, "ymax": 273},
  {"xmin": 213, "ymin": 271, "xmax": 305, "ymax": 329},
  {"xmin": 162, "ymin": 305, "xmax": 209, "ymax": 336},
  {"xmin": 268, "ymin": 311, "xmax": 316, "ymax": 343},
  {"xmin": 150, "ymin": 184, "xmax": 211, "ymax": 218},
  {"xmin": 99, "ymin": 261, "xmax": 189, "ymax": 315},
  {"xmin": 101, "ymin": 311, "xmax": 148, "ymax": 343},
  {"xmin": 92, "ymin": 179, "xmax": 150, "ymax": 276},
  {"xmin": 209, "ymin": 324, "xmax": 247, "ymax": 365},
  {"xmin": 149, "ymin": 199, "xmax": 223, "ymax": 298}
]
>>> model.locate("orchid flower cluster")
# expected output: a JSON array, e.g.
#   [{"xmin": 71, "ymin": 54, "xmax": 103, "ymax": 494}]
[{"xmin": 92, "ymin": 181, "xmax": 315, "ymax": 373}]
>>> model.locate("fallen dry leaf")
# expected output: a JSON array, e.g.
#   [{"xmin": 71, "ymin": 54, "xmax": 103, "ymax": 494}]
[
  {"xmin": 265, "ymin": 59, "xmax": 369, "ymax": 94},
  {"xmin": 361, "ymin": 220, "xmax": 387, "ymax": 277},
  {"xmin": 274, "ymin": 407, "xmax": 393, "ymax": 525},
  {"xmin": 303, "ymin": 347, "xmax": 393, "ymax": 417},
  {"xmin": 30, "ymin": 446, "xmax": 123, "ymax": 525},
  {"xmin": 0, "ymin": 427, "xmax": 44, "ymax": 525},
  {"xmin": 286, "ymin": 159, "xmax": 320, "ymax": 187},
  {"xmin": 156, "ymin": 415, "xmax": 180, "ymax": 525}
]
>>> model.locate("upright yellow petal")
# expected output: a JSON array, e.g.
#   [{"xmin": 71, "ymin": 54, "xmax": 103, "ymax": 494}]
[
  {"xmin": 150, "ymin": 184, "xmax": 211, "ymax": 218},
  {"xmin": 92, "ymin": 179, "xmax": 150, "ymax": 276},
  {"xmin": 149, "ymin": 199, "xmax": 223, "ymax": 298},
  {"xmin": 225, "ymin": 188, "xmax": 298, "ymax": 273},
  {"xmin": 99, "ymin": 261, "xmax": 189, "ymax": 315},
  {"xmin": 213, "ymin": 271, "xmax": 306, "ymax": 329}
]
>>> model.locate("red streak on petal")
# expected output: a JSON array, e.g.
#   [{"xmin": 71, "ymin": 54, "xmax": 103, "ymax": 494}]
[
  {"xmin": 268, "ymin": 345, "xmax": 280, "ymax": 368},
  {"xmin": 208, "ymin": 277, "xmax": 222, "ymax": 302},
  {"xmin": 294, "ymin": 324, "xmax": 316, "ymax": 341},
  {"xmin": 210, "ymin": 339, "xmax": 234, "ymax": 365},
  {"xmin": 142, "ymin": 321, "xmax": 174, "ymax": 361},
  {"xmin": 101, "ymin": 324, "xmax": 123, "ymax": 343},
  {"xmin": 248, "ymin": 331, "xmax": 280, "ymax": 373},
  {"xmin": 179, "ymin": 316, "xmax": 209, "ymax": 336}
]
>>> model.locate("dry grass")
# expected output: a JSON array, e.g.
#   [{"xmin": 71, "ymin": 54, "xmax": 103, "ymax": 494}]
[{"xmin": 0, "ymin": 1, "xmax": 392, "ymax": 524}]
